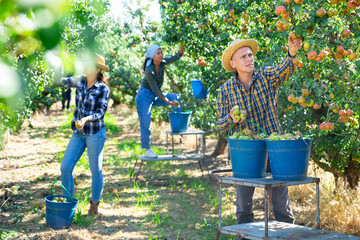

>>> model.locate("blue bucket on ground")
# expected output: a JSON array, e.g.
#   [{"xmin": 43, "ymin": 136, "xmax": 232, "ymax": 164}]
[
  {"xmin": 228, "ymin": 138, "xmax": 268, "ymax": 178},
  {"xmin": 45, "ymin": 182, "xmax": 79, "ymax": 229},
  {"xmin": 191, "ymin": 80, "xmax": 207, "ymax": 99},
  {"xmin": 266, "ymin": 138, "xmax": 313, "ymax": 181},
  {"xmin": 169, "ymin": 111, "xmax": 192, "ymax": 133}
]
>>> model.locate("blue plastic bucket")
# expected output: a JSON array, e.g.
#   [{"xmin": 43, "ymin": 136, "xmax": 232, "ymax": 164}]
[
  {"xmin": 44, "ymin": 182, "xmax": 78, "ymax": 229},
  {"xmin": 45, "ymin": 195, "xmax": 79, "ymax": 229},
  {"xmin": 191, "ymin": 80, "xmax": 207, "ymax": 99},
  {"xmin": 228, "ymin": 138, "xmax": 268, "ymax": 178},
  {"xmin": 266, "ymin": 139, "xmax": 313, "ymax": 181},
  {"xmin": 168, "ymin": 111, "xmax": 192, "ymax": 133}
]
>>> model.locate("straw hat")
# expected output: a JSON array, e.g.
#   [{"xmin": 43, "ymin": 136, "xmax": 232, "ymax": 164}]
[
  {"xmin": 221, "ymin": 39, "xmax": 258, "ymax": 72},
  {"xmin": 95, "ymin": 54, "xmax": 109, "ymax": 71}
]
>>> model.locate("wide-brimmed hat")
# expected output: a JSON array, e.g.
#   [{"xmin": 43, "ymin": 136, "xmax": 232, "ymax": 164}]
[
  {"xmin": 96, "ymin": 54, "xmax": 109, "ymax": 71},
  {"xmin": 221, "ymin": 39, "xmax": 258, "ymax": 72}
]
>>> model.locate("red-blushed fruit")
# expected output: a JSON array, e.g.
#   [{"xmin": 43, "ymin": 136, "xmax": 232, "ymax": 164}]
[
  {"xmin": 319, "ymin": 123, "xmax": 326, "ymax": 130},
  {"xmin": 317, "ymin": 8, "xmax": 326, "ymax": 17},
  {"xmin": 308, "ymin": 50, "xmax": 318, "ymax": 60},
  {"xmin": 341, "ymin": 115, "xmax": 349, "ymax": 121},
  {"xmin": 293, "ymin": 58, "xmax": 299, "ymax": 65},
  {"xmin": 277, "ymin": 27, "xmax": 285, "ymax": 32},
  {"xmin": 281, "ymin": 12, "xmax": 290, "ymax": 19},
  {"xmin": 298, "ymin": 62, "xmax": 304, "ymax": 68},
  {"xmin": 329, "ymin": 93, "xmax": 335, "ymax": 99},
  {"xmin": 282, "ymin": 22, "xmax": 291, "ymax": 30},
  {"xmin": 313, "ymin": 103, "xmax": 321, "ymax": 110},
  {"xmin": 294, "ymin": 0, "xmax": 303, "ymax": 4},
  {"xmin": 276, "ymin": 21, "xmax": 283, "ymax": 28},
  {"xmin": 335, "ymin": 53, "xmax": 343, "ymax": 59},
  {"xmin": 325, "ymin": 122, "xmax": 334, "ymax": 130},
  {"xmin": 315, "ymin": 56, "xmax": 323, "ymax": 62},
  {"xmin": 347, "ymin": 49, "xmax": 353, "ymax": 55},
  {"xmin": 342, "ymin": 29, "xmax": 351, "ymax": 38},
  {"xmin": 276, "ymin": 5, "xmax": 287, "ymax": 15},
  {"xmin": 298, "ymin": 96, "xmax": 306, "ymax": 104},
  {"xmin": 347, "ymin": 0, "xmax": 357, "ymax": 10},
  {"xmin": 349, "ymin": 53, "xmax": 358, "ymax": 60},
  {"xmin": 330, "ymin": 0, "xmax": 340, "ymax": 4},
  {"xmin": 339, "ymin": 109, "xmax": 346, "ymax": 116},
  {"xmin": 302, "ymin": 89, "xmax": 310, "ymax": 96},
  {"xmin": 336, "ymin": 46, "xmax": 345, "ymax": 54},
  {"xmin": 300, "ymin": 102, "xmax": 307, "ymax": 107},
  {"xmin": 289, "ymin": 32, "xmax": 297, "ymax": 39},
  {"xmin": 319, "ymin": 51, "xmax": 328, "ymax": 59},
  {"xmin": 287, "ymin": 94, "xmax": 294, "ymax": 102},
  {"xmin": 347, "ymin": 109, "xmax": 353, "ymax": 116},
  {"xmin": 284, "ymin": 0, "xmax": 292, "ymax": 4},
  {"xmin": 229, "ymin": 9, "xmax": 235, "ymax": 17},
  {"xmin": 281, "ymin": 46, "xmax": 287, "ymax": 52}
]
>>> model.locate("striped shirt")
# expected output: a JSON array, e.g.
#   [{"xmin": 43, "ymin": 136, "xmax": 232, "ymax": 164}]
[
  {"xmin": 217, "ymin": 53, "xmax": 296, "ymax": 136},
  {"xmin": 69, "ymin": 76, "xmax": 110, "ymax": 135}
]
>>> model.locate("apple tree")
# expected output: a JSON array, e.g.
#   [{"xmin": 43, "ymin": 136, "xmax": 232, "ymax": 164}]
[{"xmin": 159, "ymin": 0, "xmax": 360, "ymax": 187}]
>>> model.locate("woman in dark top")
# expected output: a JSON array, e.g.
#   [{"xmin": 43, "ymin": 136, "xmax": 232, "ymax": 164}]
[
  {"xmin": 60, "ymin": 54, "xmax": 110, "ymax": 215},
  {"xmin": 135, "ymin": 44, "xmax": 184, "ymax": 158}
]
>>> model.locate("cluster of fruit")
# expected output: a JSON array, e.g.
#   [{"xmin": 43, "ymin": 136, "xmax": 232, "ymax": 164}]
[
  {"xmin": 52, "ymin": 197, "xmax": 68, "ymax": 203},
  {"xmin": 229, "ymin": 128, "xmax": 267, "ymax": 140},
  {"xmin": 319, "ymin": 122, "xmax": 334, "ymax": 131},
  {"xmin": 232, "ymin": 105, "xmax": 246, "ymax": 122},
  {"xmin": 338, "ymin": 109, "xmax": 358, "ymax": 125},
  {"xmin": 197, "ymin": 58, "xmax": 207, "ymax": 66},
  {"xmin": 229, "ymin": 129, "xmax": 303, "ymax": 141},
  {"xmin": 287, "ymin": 89, "xmax": 322, "ymax": 109},
  {"xmin": 266, "ymin": 132, "xmax": 302, "ymax": 141}
]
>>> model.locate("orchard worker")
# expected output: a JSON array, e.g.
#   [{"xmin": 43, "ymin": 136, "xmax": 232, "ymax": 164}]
[
  {"xmin": 60, "ymin": 54, "xmax": 110, "ymax": 215},
  {"xmin": 136, "ymin": 44, "xmax": 184, "ymax": 158},
  {"xmin": 216, "ymin": 33, "xmax": 302, "ymax": 238}
]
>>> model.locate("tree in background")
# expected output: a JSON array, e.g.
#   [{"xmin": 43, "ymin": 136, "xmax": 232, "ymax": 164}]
[
  {"xmin": 0, "ymin": 0, "xmax": 110, "ymax": 142},
  {"xmin": 159, "ymin": 0, "xmax": 360, "ymax": 188}
]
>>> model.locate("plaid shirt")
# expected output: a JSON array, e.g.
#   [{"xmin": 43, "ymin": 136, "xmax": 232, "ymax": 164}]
[
  {"xmin": 70, "ymin": 76, "xmax": 110, "ymax": 135},
  {"xmin": 217, "ymin": 53, "xmax": 296, "ymax": 136}
]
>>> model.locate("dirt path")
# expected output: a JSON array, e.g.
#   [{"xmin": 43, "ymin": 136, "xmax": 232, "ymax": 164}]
[
  {"xmin": 1, "ymin": 102, "xmax": 360, "ymax": 240},
  {"xmin": 0, "ymin": 103, "xmax": 229, "ymax": 240}
]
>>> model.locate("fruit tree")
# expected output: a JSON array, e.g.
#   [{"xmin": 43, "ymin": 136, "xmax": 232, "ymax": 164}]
[{"xmin": 159, "ymin": 0, "xmax": 360, "ymax": 188}]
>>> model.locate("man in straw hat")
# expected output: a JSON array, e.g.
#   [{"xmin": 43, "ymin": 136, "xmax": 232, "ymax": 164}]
[{"xmin": 217, "ymin": 32, "xmax": 302, "ymax": 237}]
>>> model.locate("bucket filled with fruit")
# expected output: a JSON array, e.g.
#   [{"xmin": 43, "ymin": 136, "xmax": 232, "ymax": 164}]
[
  {"xmin": 228, "ymin": 125, "xmax": 268, "ymax": 178},
  {"xmin": 265, "ymin": 132, "xmax": 313, "ymax": 181},
  {"xmin": 44, "ymin": 182, "xmax": 79, "ymax": 229}
]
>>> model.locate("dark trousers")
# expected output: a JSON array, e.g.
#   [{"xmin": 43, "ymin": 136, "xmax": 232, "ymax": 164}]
[
  {"xmin": 61, "ymin": 88, "xmax": 72, "ymax": 110},
  {"xmin": 236, "ymin": 160, "xmax": 295, "ymax": 224}
]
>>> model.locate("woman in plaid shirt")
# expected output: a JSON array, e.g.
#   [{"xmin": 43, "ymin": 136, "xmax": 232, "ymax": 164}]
[
  {"xmin": 217, "ymin": 33, "xmax": 302, "ymax": 239},
  {"xmin": 60, "ymin": 54, "xmax": 110, "ymax": 215}
]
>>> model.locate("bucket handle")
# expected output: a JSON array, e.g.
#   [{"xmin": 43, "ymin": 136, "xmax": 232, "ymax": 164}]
[
  {"xmin": 227, "ymin": 119, "xmax": 269, "ymax": 138},
  {"xmin": 50, "ymin": 181, "xmax": 75, "ymax": 203}
]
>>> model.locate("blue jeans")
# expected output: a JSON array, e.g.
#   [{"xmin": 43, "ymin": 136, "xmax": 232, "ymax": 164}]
[
  {"xmin": 60, "ymin": 127, "xmax": 106, "ymax": 202},
  {"xmin": 135, "ymin": 87, "xmax": 181, "ymax": 149}
]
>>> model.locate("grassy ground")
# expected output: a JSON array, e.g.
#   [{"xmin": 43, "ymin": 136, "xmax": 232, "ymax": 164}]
[{"xmin": 0, "ymin": 103, "xmax": 359, "ymax": 240}]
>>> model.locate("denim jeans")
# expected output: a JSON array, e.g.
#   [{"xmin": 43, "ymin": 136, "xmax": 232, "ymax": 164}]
[
  {"xmin": 135, "ymin": 87, "xmax": 181, "ymax": 149},
  {"xmin": 60, "ymin": 127, "xmax": 106, "ymax": 202},
  {"xmin": 235, "ymin": 160, "xmax": 295, "ymax": 225}
]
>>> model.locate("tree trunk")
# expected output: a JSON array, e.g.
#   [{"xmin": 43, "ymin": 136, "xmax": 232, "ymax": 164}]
[
  {"xmin": 210, "ymin": 134, "xmax": 228, "ymax": 158},
  {"xmin": 344, "ymin": 160, "xmax": 360, "ymax": 189}
]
